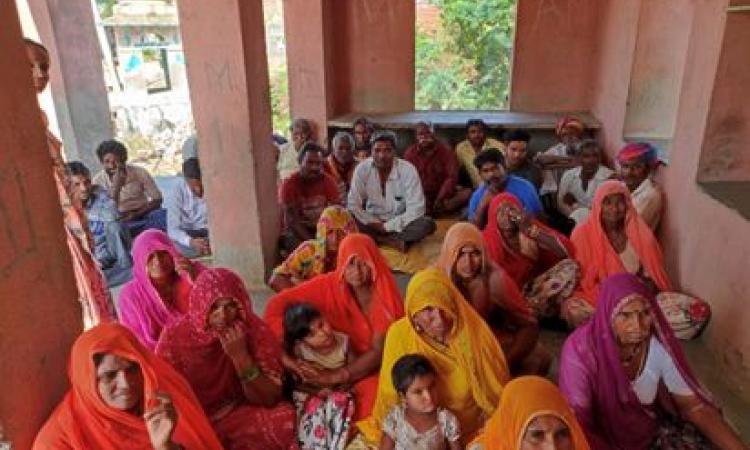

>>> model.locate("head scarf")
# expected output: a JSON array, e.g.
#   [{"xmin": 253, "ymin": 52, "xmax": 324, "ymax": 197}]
[
  {"xmin": 556, "ymin": 116, "xmax": 585, "ymax": 137},
  {"xmin": 483, "ymin": 193, "xmax": 573, "ymax": 286},
  {"xmin": 359, "ymin": 268, "xmax": 509, "ymax": 444},
  {"xmin": 265, "ymin": 233, "xmax": 403, "ymax": 354},
  {"xmin": 471, "ymin": 376, "xmax": 590, "ymax": 450},
  {"xmin": 316, "ymin": 205, "xmax": 357, "ymax": 242},
  {"xmin": 33, "ymin": 323, "xmax": 222, "ymax": 450},
  {"xmin": 154, "ymin": 268, "xmax": 282, "ymax": 414},
  {"xmin": 616, "ymin": 142, "xmax": 659, "ymax": 168},
  {"xmin": 436, "ymin": 222, "xmax": 532, "ymax": 320},
  {"xmin": 264, "ymin": 233, "xmax": 404, "ymax": 420},
  {"xmin": 559, "ymin": 273, "xmax": 713, "ymax": 449},
  {"xmin": 118, "ymin": 230, "xmax": 205, "ymax": 350},
  {"xmin": 571, "ymin": 181, "xmax": 670, "ymax": 304}
]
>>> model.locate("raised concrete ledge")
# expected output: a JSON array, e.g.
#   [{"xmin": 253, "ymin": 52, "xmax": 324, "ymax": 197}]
[{"xmin": 328, "ymin": 110, "xmax": 601, "ymax": 130}]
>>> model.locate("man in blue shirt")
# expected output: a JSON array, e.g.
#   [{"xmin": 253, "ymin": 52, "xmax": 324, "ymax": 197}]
[
  {"xmin": 67, "ymin": 162, "xmax": 132, "ymax": 285},
  {"xmin": 468, "ymin": 148, "xmax": 542, "ymax": 228}
]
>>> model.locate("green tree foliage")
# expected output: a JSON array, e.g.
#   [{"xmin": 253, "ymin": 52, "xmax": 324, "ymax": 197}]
[
  {"xmin": 416, "ymin": 0, "xmax": 516, "ymax": 110},
  {"xmin": 95, "ymin": 0, "xmax": 118, "ymax": 18}
]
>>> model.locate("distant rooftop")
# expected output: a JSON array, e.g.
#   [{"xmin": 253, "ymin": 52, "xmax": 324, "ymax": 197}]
[{"xmin": 103, "ymin": 0, "xmax": 178, "ymax": 27}]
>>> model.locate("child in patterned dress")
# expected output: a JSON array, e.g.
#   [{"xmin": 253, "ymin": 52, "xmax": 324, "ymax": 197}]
[{"xmin": 379, "ymin": 354, "xmax": 461, "ymax": 450}]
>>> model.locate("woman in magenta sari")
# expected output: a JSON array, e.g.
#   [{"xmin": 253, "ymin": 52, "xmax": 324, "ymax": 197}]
[
  {"xmin": 559, "ymin": 273, "xmax": 745, "ymax": 450},
  {"xmin": 155, "ymin": 268, "xmax": 297, "ymax": 450},
  {"xmin": 119, "ymin": 229, "xmax": 204, "ymax": 350}
]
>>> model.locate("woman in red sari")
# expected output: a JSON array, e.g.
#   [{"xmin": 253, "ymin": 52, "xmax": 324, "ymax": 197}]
[
  {"xmin": 264, "ymin": 233, "xmax": 404, "ymax": 421},
  {"xmin": 34, "ymin": 323, "xmax": 222, "ymax": 450},
  {"xmin": 155, "ymin": 268, "xmax": 297, "ymax": 450},
  {"xmin": 483, "ymin": 193, "xmax": 579, "ymax": 321}
]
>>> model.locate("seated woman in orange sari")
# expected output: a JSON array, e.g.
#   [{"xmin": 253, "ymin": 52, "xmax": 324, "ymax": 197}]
[
  {"xmin": 567, "ymin": 180, "xmax": 710, "ymax": 332},
  {"xmin": 483, "ymin": 193, "xmax": 579, "ymax": 321},
  {"xmin": 34, "ymin": 323, "xmax": 222, "ymax": 450},
  {"xmin": 436, "ymin": 222, "xmax": 550, "ymax": 376},
  {"xmin": 356, "ymin": 268, "xmax": 510, "ymax": 447},
  {"xmin": 155, "ymin": 268, "xmax": 297, "ymax": 450},
  {"xmin": 264, "ymin": 233, "xmax": 404, "ymax": 421},
  {"xmin": 468, "ymin": 376, "xmax": 590, "ymax": 450}
]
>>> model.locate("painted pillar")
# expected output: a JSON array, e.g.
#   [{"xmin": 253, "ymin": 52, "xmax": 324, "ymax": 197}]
[
  {"xmin": 27, "ymin": 0, "xmax": 113, "ymax": 171},
  {"xmin": 0, "ymin": 3, "xmax": 82, "ymax": 447},
  {"xmin": 177, "ymin": 0, "xmax": 279, "ymax": 288},
  {"xmin": 284, "ymin": 0, "xmax": 415, "ymax": 134},
  {"xmin": 283, "ymin": 0, "xmax": 333, "ymax": 144}
]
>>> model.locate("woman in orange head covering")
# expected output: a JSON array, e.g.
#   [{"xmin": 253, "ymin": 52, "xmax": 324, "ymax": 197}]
[
  {"xmin": 565, "ymin": 180, "xmax": 669, "ymax": 328},
  {"xmin": 468, "ymin": 376, "xmax": 590, "ymax": 450},
  {"xmin": 566, "ymin": 180, "xmax": 710, "ymax": 336},
  {"xmin": 33, "ymin": 323, "xmax": 222, "ymax": 450},
  {"xmin": 264, "ymin": 233, "xmax": 404, "ymax": 420},
  {"xmin": 435, "ymin": 222, "xmax": 550, "ymax": 376}
]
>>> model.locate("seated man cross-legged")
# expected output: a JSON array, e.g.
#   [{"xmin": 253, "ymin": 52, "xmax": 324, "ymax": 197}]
[
  {"xmin": 404, "ymin": 121, "xmax": 471, "ymax": 216},
  {"xmin": 167, "ymin": 157, "xmax": 210, "ymax": 258},
  {"xmin": 347, "ymin": 130, "xmax": 436, "ymax": 251},
  {"xmin": 92, "ymin": 139, "xmax": 166, "ymax": 237}
]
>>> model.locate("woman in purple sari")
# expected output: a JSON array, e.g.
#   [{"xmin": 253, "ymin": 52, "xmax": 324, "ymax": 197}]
[
  {"xmin": 119, "ymin": 229, "xmax": 204, "ymax": 350},
  {"xmin": 559, "ymin": 273, "xmax": 745, "ymax": 450}
]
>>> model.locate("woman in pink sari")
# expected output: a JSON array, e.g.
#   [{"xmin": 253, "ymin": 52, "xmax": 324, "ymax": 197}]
[
  {"xmin": 559, "ymin": 273, "xmax": 745, "ymax": 450},
  {"xmin": 118, "ymin": 229, "xmax": 204, "ymax": 350},
  {"xmin": 156, "ymin": 268, "xmax": 297, "ymax": 450}
]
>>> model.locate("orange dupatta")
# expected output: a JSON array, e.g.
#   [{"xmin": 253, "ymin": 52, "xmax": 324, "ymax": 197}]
[
  {"xmin": 264, "ymin": 233, "xmax": 404, "ymax": 418},
  {"xmin": 571, "ymin": 180, "xmax": 671, "ymax": 305},
  {"xmin": 436, "ymin": 222, "xmax": 533, "ymax": 322},
  {"xmin": 33, "ymin": 323, "xmax": 222, "ymax": 450},
  {"xmin": 470, "ymin": 376, "xmax": 590, "ymax": 450}
]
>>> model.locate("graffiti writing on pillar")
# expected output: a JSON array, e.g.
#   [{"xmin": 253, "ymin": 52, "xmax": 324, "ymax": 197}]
[
  {"xmin": 0, "ymin": 165, "xmax": 39, "ymax": 278},
  {"xmin": 205, "ymin": 62, "xmax": 236, "ymax": 93}
]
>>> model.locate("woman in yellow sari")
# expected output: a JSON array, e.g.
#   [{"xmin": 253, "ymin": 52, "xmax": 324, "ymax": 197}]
[
  {"xmin": 469, "ymin": 376, "xmax": 590, "ymax": 450},
  {"xmin": 357, "ymin": 268, "xmax": 510, "ymax": 446}
]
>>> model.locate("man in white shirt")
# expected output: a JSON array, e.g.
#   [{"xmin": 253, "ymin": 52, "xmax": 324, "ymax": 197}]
[
  {"xmin": 616, "ymin": 142, "xmax": 664, "ymax": 232},
  {"xmin": 347, "ymin": 130, "xmax": 436, "ymax": 251},
  {"xmin": 557, "ymin": 139, "xmax": 614, "ymax": 224},
  {"xmin": 168, "ymin": 158, "xmax": 210, "ymax": 257}
]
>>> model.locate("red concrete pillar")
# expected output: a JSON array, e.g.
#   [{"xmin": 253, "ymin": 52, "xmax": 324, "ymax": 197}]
[
  {"xmin": 284, "ymin": 0, "xmax": 415, "ymax": 134},
  {"xmin": 283, "ymin": 0, "xmax": 334, "ymax": 143},
  {"xmin": 177, "ymin": 0, "xmax": 279, "ymax": 287},
  {"xmin": 27, "ymin": 0, "xmax": 113, "ymax": 171},
  {"xmin": 0, "ymin": 3, "xmax": 82, "ymax": 447}
]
